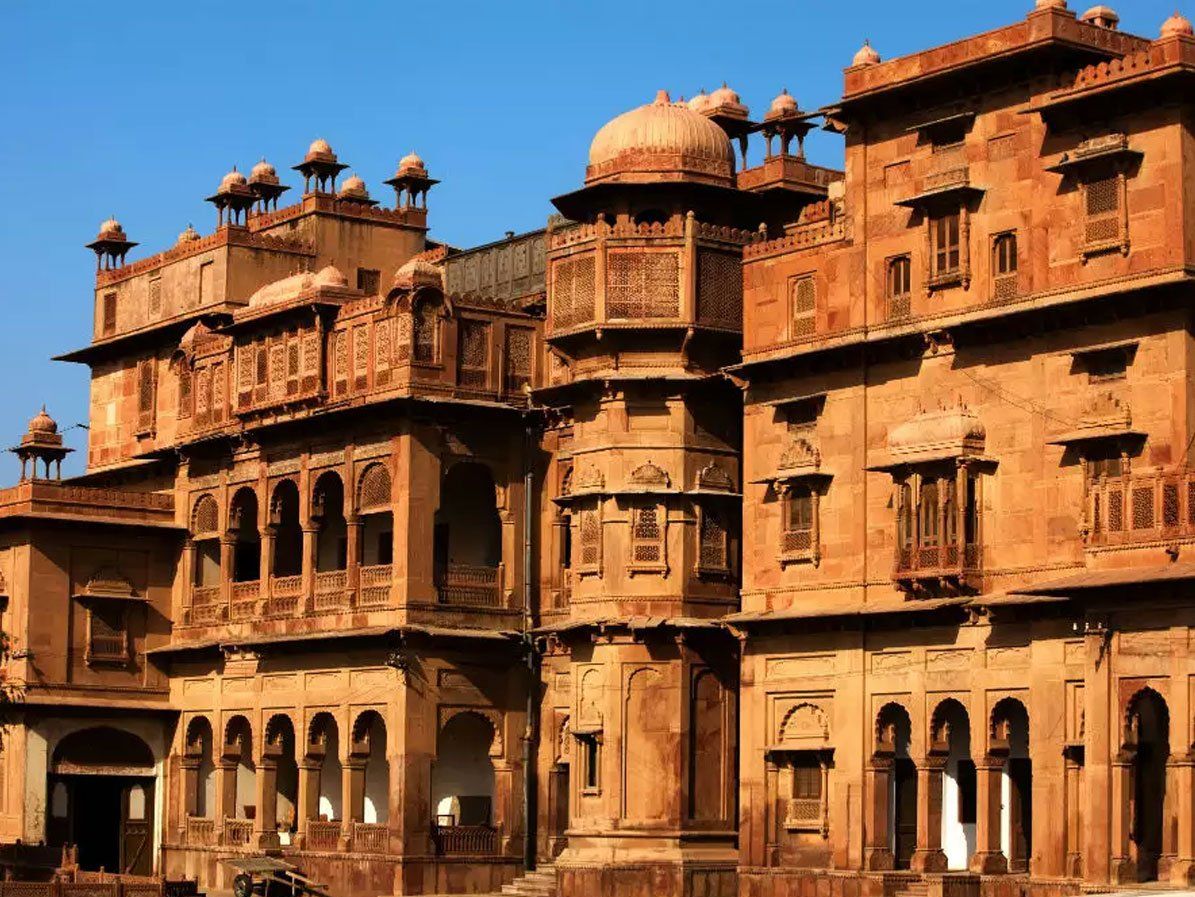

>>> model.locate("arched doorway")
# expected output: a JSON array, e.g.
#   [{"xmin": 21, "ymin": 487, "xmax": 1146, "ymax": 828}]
[
  {"xmin": 932, "ymin": 699, "xmax": 976, "ymax": 871},
  {"xmin": 876, "ymin": 703, "xmax": 916, "ymax": 870},
  {"xmin": 264, "ymin": 715, "xmax": 298, "ymax": 845},
  {"xmin": 434, "ymin": 463, "xmax": 502, "ymax": 606},
  {"xmin": 991, "ymin": 698, "xmax": 1031, "ymax": 873},
  {"xmin": 1128, "ymin": 689, "xmax": 1169, "ymax": 882},
  {"xmin": 352, "ymin": 711, "xmax": 389, "ymax": 825},
  {"xmin": 308, "ymin": 713, "xmax": 342, "ymax": 822},
  {"xmin": 48, "ymin": 727, "xmax": 156, "ymax": 874},
  {"xmin": 230, "ymin": 488, "xmax": 261, "ymax": 583},
  {"xmin": 270, "ymin": 481, "xmax": 302, "ymax": 577},
  {"xmin": 184, "ymin": 717, "xmax": 216, "ymax": 819},
  {"xmin": 313, "ymin": 472, "xmax": 347, "ymax": 573},
  {"xmin": 432, "ymin": 711, "xmax": 496, "ymax": 828}
]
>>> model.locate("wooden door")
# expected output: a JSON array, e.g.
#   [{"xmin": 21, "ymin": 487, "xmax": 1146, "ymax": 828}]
[
  {"xmin": 1009, "ymin": 759, "xmax": 1032, "ymax": 873},
  {"xmin": 894, "ymin": 758, "xmax": 918, "ymax": 870},
  {"xmin": 120, "ymin": 780, "xmax": 152, "ymax": 875}
]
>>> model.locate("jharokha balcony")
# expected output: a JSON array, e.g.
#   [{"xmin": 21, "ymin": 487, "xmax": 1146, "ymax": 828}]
[
  {"xmin": 1086, "ymin": 466, "xmax": 1195, "ymax": 548},
  {"xmin": 435, "ymin": 563, "xmax": 503, "ymax": 608}
]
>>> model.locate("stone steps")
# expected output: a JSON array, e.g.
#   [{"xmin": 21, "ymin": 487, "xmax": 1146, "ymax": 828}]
[{"xmin": 499, "ymin": 863, "xmax": 556, "ymax": 897}]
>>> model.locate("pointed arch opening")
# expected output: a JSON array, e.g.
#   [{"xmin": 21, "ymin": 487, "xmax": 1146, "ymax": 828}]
[
  {"xmin": 432, "ymin": 711, "xmax": 496, "ymax": 830},
  {"xmin": 351, "ymin": 710, "xmax": 390, "ymax": 825},
  {"xmin": 991, "ymin": 697, "xmax": 1031, "ymax": 873},
  {"xmin": 313, "ymin": 472, "xmax": 347, "ymax": 573},
  {"xmin": 931, "ymin": 698, "xmax": 975, "ymax": 871},
  {"xmin": 1126, "ymin": 688, "xmax": 1169, "ymax": 882},
  {"xmin": 265, "ymin": 714, "xmax": 298, "ymax": 844},
  {"xmin": 270, "ymin": 480, "xmax": 302, "ymax": 578},
  {"xmin": 185, "ymin": 717, "xmax": 216, "ymax": 819},
  {"xmin": 222, "ymin": 716, "xmax": 255, "ymax": 821},
  {"xmin": 230, "ymin": 487, "xmax": 261, "ymax": 583},
  {"xmin": 307, "ymin": 713, "xmax": 342, "ymax": 823},
  {"xmin": 876, "ymin": 703, "xmax": 916, "ymax": 870},
  {"xmin": 434, "ymin": 462, "xmax": 502, "ymax": 606}
]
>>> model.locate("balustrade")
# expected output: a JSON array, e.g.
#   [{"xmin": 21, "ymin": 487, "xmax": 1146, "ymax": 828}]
[
  {"xmin": 305, "ymin": 819, "xmax": 342, "ymax": 851},
  {"xmin": 431, "ymin": 823, "xmax": 498, "ymax": 856},
  {"xmin": 358, "ymin": 564, "xmax": 392, "ymax": 607},
  {"xmin": 350, "ymin": 822, "xmax": 389, "ymax": 854},
  {"xmin": 222, "ymin": 818, "xmax": 252, "ymax": 847},
  {"xmin": 313, "ymin": 570, "xmax": 349, "ymax": 611},
  {"xmin": 435, "ymin": 563, "xmax": 501, "ymax": 607},
  {"xmin": 184, "ymin": 816, "xmax": 215, "ymax": 847},
  {"xmin": 1087, "ymin": 467, "xmax": 1195, "ymax": 547}
]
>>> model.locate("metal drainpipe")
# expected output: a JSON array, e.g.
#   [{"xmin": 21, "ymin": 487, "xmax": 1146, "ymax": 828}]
[{"xmin": 522, "ymin": 420, "xmax": 539, "ymax": 873}]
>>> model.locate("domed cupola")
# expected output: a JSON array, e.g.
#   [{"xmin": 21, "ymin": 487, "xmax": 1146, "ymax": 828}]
[
  {"xmin": 760, "ymin": 88, "xmax": 814, "ymax": 159},
  {"xmin": 86, "ymin": 217, "xmax": 137, "ymax": 271},
  {"xmin": 248, "ymin": 157, "xmax": 289, "ymax": 212},
  {"xmin": 852, "ymin": 40, "xmax": 881, "ymax": 67},
  {"xmin": 206, "ymin": 166, "xmax": 256, "ymax": 228},
  {"xmin": 337, "ymin": 173, "xmax": 377, "ymax": 206},
  {"xmin": 1161, "ymin": 11, "xmax": 1194, "ymax": 37},
  {"xmin": 293, "ymin": 138, "xmax": 348, "ymax": 194},
  {"xmin": 10, "ymin": 405, "xmax": 72, "ymax": 481},
  {"xmin": 384, "ymin": 151, "xmax": 438, "ymax": 210},
  {"xmin": 585, "ymin": 89, "xmax": 736, "ymax": 187}
]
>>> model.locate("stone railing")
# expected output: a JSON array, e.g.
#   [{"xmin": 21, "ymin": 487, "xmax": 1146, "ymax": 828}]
[
  {"xmin": 184, "ymin": 816, "xmax": 216, "ymax": 847},
  {"xmin": 191, "ymin": 585, "xmax": 220, "ymax": 606},
  {"xmin": 267, "ymin": 575, "xmax": 303, "ymax": 616},
  {"xmin": 314, "ymin": 570, "xmax": 348, "ymax": 611},
  {"xmin": 222, "ymin": 818, "xmax": 252, "ymax": 847},
  {"xmin": 351, "ymin": 822, "xmax": 390, "ymax": 854},
  {"xmin": 895, "ymin": 541, "xmax": 981, "ymax": 580},
  {"xmin": 231, "ymin": 581, "xmax": 259, "ymax": 601},
  {"xmin": 1087, "ymin": 467, "xmax": 1195, "ymax": 548},
  {"xmin": 436, "ymin": 564, "xmax": 502, "ymax": 608},
  {"xmin": 305, "ymin": 819, "xmax": 342, "ymax": 851},
  {"xmin": 431, "ymin": 824, "xmax": 498, "ymax": 856},
  {"xmin": 230, "ymin": 581, "xmax": 259, "ymax": 620},
  {"xmin": 358, "ymin": 564, "xmax": 392, "ymax": 607}
]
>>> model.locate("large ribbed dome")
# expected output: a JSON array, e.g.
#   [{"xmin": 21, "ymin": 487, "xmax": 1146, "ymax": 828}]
[{"xmin": 586, "ymin": 90, "xmax": 735, "ymax": 187}]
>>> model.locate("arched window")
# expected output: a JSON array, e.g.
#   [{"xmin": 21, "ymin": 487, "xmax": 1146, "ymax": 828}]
[
  {"xmin": 352, "ymin": 711, "xmax": 389, "ymax": 825},
  {"xmin": 312, "ymin": 472, "xmax": 347, "ymax": 573},
  {"xmin": 307, "ymin": 714, "xmax": 342, "ymax": 823},
  {"xmin": 270, "ymin": 480, "xmax": 302, "ymax": 578},
  {"xmin": 191, "ymin": 495, "xmax": 220, "ymax": 589},
  {"xmin": 265, "ymin": 715, "xmax": 298, "ymax": 843},
  {"xmin": 432, "ymin": 712, "xmax": 495, "ymax": 829},
  {"xmin": 357, "ymin": 463, "xmax": 393, "ymax": 569},
  {"xmin": 229, "ymin": 488, "xmax": 261, "ymax": 583},
  {"xmin": 887, "ymin": 255, "xmax": 912, "ymax": 318},
  {"xmin": 434, "ymin": 463, "xmax": 502, "ymax": 605}
]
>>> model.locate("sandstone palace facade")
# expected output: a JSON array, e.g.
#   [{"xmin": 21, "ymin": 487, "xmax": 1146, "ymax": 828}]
[{"xmin": 2, "ymin": 3, "xmax": 1195, "ymax": 897}]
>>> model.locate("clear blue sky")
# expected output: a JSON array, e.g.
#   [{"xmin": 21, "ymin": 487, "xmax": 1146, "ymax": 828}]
[{"xmin": 0, "ymin": 0, "xmax": 1181, "ymax": 475}]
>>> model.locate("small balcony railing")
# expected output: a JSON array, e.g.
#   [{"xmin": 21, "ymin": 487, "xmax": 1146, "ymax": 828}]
[
  {"xmin": 222, "ymin": 818, "xmax": 253, "ymax": 847},
  {"xmin": 314, "ymin": 570, "xmax": 348, "ymax": 611},
  {"xmin": 351, "ymin": 822, "xmax": 389, "ymax": 854},
  {"xmin": 358, "ymin": 564, "xmax": 392, "ymax": 607},
  {"xmin": 267, "ymin": 575, "xmax": 302, "ymax": 616},
  {"xmin": 895, "ymin": 540, "xmax": 980, "ymax": 582},
  {"xmin": 305, "ymin": 819, "xmax": 342, "ymax": 851},
  {"xmin": 1087, "ymin": 468, "xmax": 1195, "ymax": 547},
  {"xmin": 184, "ymin": 816, "xmax": 216, "ymax": 847},
  {"xmin": 435, "ymin": 564, "xmax": 501, "ymax": 608},
  {"xmin": 431, "ymin": 823, "xmax": 498, "ymax": 856}
]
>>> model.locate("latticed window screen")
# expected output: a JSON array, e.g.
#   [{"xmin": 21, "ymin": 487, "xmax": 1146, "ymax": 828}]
[
  {"xmin": 552, "ymin": 254, "xmax": 596, "ymax": 329},
  {"xmin": 578, "ymin": 507, "xmax": 601, "ymax": 570},
  {"xmin": 137, "ymin": 360, "xmax": 155, "ymax": 416},
  {"xmin": 395, "ymin": 315, "xmax": 412, "ymax": 363},
  {"xmin": 178, "ymin": 364, "xmax": 192, "ymax": 418},
  {"xmin": 301, "ymin": 332, "xmax": 321, "ymax": 389},
  {"xmin": 375, "ymin": 320, "xmax": 393, "ymax": 372},
  {"xmin": 631, "ymin": 504, "xmax": 663, "ymax": 565},
  {"xmin": 238, "ymin": 347, "xmax": 254, "ymax": 396},
  {"xmin": 1132, "ymin": 486, "xmax": 1155, "ymax": 530},
  {"xmin": 89, "ymin": 606, "xmax": 126, "ymax": 659},
  {"xmin": 255, "ymin": 345, "xmax": 268, "ymax": 389},
  {"xmin": 210, "ymin": 362, "xmax": 225, "ymax": 423},
  {"xmin": 1108, "ymin": 488, "xmax": 1124, "ymax": 531},
  {"xmin": 193, "ymin": 494, "xmax": 219, "ymax": 535},
  {"xmin": 790, "ymin": 276, "xmax": 816, "ymax": 338},
  {"xmin": 697, "ymin": 251, "xmax": 742, "ymax": 329},
  {"xmin": 269, "ymin": 344, "xmax": 286, "ymax": 399},
  {"xmin": 149, "ymin": 278, "xmax": 162, "ymax": 318},
  {"xmin": 102, "ymin": 293, "xmax": 117, "ymax": 335},
  {"xmin": 333, "ymin": 331, "xmax": 348, "ymax": 395},
  {"xmin": 505, "ymin": 327, "xmax": 533, "ymax": 391},
  {"xmin": 992, "ymin": 232, "xmax": 1018, "ymax": 301},
  {"xmin": 458, "ymin": 319, "xmax": 489, "ymax": 388},
  {"xmin": 887, "ymin": 256, "xmax": 911, "ymax": 319},
  {"xmin": 933, "ymin": 213, "xmax": 961, "ymax": 275},
  {"xmin": 1085, "ymin": 176, "xmax": 1120, "ymax": 244},
  {"xmin": 698, "ymin": 507, "xmax": 729, "ymax": 571},
  {"xmin": 413, "ymin": 301, "xmax": 438, "ymax": 363},
  {"xmin": 358, "ymin": 463, "xmax": 392, "ymax": 512},
  {"xmin": 1163, "ymin": 482, "xmax": 1180, "ymax": 527},
  {"xmin": 287, "ymin": 340, "xmax": 300, "ymax": 395},
  {"xmin": 919, "ymin": 480, "xmax": 941, "ymax": 547},
  {"xmin": 356, "ymin": 268, "xmax": 381, "ymax": 296},
  {"xmin": 1187, "ymin": 482, "xmax": 1195, "ymax": 526},
  {"xmin": 195, "ymin": 367, "xmax": 211, "ymax": 423},
  {"xmin": 353, "ymin": 325, "xmax": 369, "ymax": 389},
  {"xmin": 606, "ymin": 251, "xmax": 680, "ymax": 319},
  {"xmin": 783, "ymin": 487, "xmax": 814, "ymax": 554}
]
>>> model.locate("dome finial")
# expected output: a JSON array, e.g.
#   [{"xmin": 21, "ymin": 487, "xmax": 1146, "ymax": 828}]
[
  {"xmin": 853, "ymin": 39, "xmax": 882, "ymax": 66},
  {"xmin": 1161, "ymin": 9, "xmax": 1194, "ymax": 36},
  {"xmin": 654, "ymin": 89, "xmax": 671, "ymax": 104}
]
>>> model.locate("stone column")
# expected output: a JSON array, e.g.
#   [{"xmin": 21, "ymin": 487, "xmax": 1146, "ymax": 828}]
[
  {"xmin": 1161, "ymin": 758, "xmax": 1179, "ymax": 881},
  {"xmin": 1063, "ymin": 745, "xmax": 1084, "ymax": 878},
  {"xmin": 763, "ymin": 755, "xmax": 779, "ymax": 867},
  {"xmin": 255, "ymin": 757, "xmax": 280, "ymax": 850},
  {"xmin": 182, "ymin": 757, "xmax": 200, "ymax": 819},
  {"xmin": 216, "ymin": 760, "xmax": 238, "ymax": 833},
  {"xmin": 301, "ymin": 525, "xmax": 318, "ymax": 611},
  {"xmin": 864, "ymin": 755, "xmax": 895, "ymax": 871},
  {"xmin": 493, "ymin": 758, "xmax": 522, "ymax": 856},
  {"xmin": 346, "ymin": 516, "xmax": 362, "ymax": 605},
  {"xmin": 1110, "ymin": 749, "xmax": 1135, "ymax": 884},
  {"xmin": 296, "ymin": 759, "xmax": 319, "ymax": 850},
  {"xmin": 340, "ymin": 759, "xmax": 366, "ymax": 850},
  {"xmin": 219, "ymin": 536, "xmax": 235, "ymax": 608},
  {"xmin": 259, "ymin": 527, "xmax": 273, "ymax": 587},
  {"xmin": 970, "ymin": 758, "xmax": 1008, "ymax": 873},
  {"xmin": 911, "ymin": 756, "xmax": 948, "ymax": 873},
  {"xmin": 1173, "ymin": 752, "xmax": 1195, "ymax": 885}
]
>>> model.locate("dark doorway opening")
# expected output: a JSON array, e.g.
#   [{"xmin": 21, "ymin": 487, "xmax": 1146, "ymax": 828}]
[
  {"xmin": 1130, "ymin": 690, "xmax": 1169, "ymax": 882},
  {"xmin": 50, "ymin": 775, "xmax": 154, "ymax": 874},
  {"xmin": 894, "ymin": 758, "xmax": 917, "ymax": 870}
]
